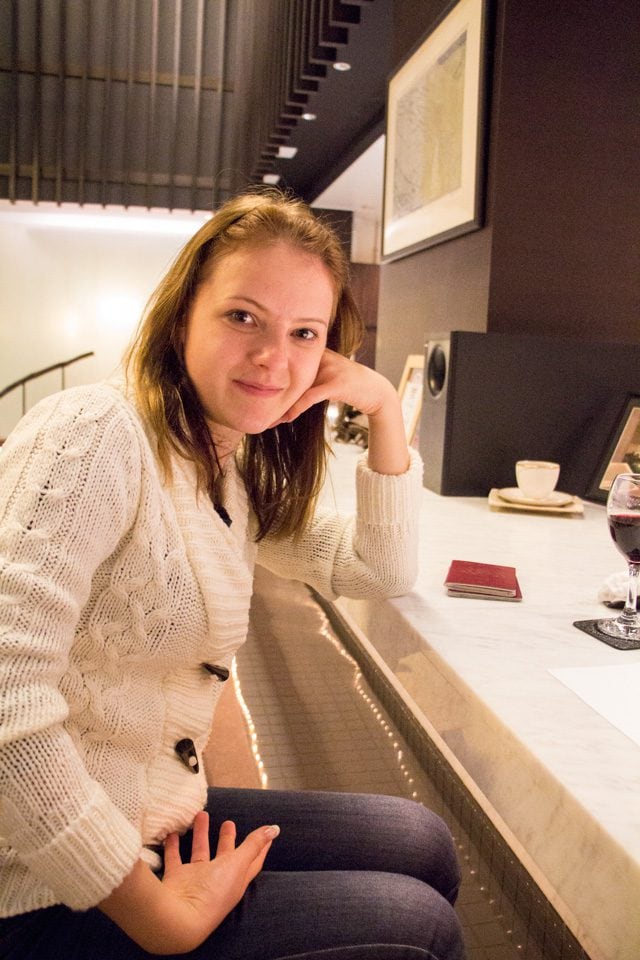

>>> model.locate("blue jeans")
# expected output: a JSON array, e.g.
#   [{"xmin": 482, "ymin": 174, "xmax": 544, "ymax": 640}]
[{"xmin": 0, "ymin": 788, "xmax": 465, "ymax": 959}]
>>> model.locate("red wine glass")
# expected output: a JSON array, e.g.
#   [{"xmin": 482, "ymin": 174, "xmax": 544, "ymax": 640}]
[{"xmin": 597, "ymin": 472, "xmax": 640, "ymax": 644}]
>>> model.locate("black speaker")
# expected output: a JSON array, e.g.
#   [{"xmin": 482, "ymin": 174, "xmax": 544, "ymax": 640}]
[{"xmin": 419, "ymin": 331, "xmax": 640, "ymax": 497}]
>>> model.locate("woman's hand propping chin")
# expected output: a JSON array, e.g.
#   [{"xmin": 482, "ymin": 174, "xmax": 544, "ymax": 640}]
[{"xmin": 280, "ymin": 349, "xmax": 410, "ymax": 476}]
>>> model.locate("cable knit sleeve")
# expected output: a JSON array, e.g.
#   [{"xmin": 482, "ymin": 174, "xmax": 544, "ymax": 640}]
[
  {"xmin": 0, "ymin": 386, "xmax": 144, "ymax": 909},
  {"xmin": 257, "ymin": 448, "xmax": 422, "ymax": 601}
]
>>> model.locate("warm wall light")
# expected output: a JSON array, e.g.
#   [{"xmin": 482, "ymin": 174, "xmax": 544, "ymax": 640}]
[
  {"xmin": 302, "ymin": 112, "xmax": 317, "ymax": 121},
  {"xmin": 262, "ymin": 173, "xmax": 281, "ymax": 185},
  {"xmin": 333, "ymin": 61, "xmax": 351, "ymax": 71},
  {"xmin": 96, "ymin": 293, "xmax": 143, "ymax": 334},
  {"xmin": 276, "ymin": 145, "xmax": 298, "ymax": 159},
  {"xmin": 0, "ymin": 201, "xmax": 210, "ymax": 236}
]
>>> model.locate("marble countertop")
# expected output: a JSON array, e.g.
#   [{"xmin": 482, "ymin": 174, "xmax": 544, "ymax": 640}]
[{"xmin": 323, "ymin": 444, "xmax": 640, "ymax": 960}]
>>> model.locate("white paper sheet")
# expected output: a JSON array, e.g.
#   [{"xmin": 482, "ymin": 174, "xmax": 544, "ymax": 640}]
[{"xmin": 549, "ymin": 663, "xmax": 640, "ymax": 747}]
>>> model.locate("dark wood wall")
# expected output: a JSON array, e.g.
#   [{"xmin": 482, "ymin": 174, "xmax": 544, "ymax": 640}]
[
  {"xmin": 376, "ymin": 0, "xmax": 640, "ymax": 387},
  {"xmin": 486, "ymin": 0, "xmax": 640, "ymax": 341},
  {"xmin": 350, "ymin": 262, "xmax": 380, "ymax": 369}
]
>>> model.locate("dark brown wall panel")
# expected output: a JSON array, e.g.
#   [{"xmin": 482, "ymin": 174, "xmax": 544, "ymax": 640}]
[
  {"xmin": 487, "ymin": 0, "xmax": 640, "ymax": 342},
  {"xmin": 349, "ymin": 262, "xmax": 380, "ymax": 369},
  {"xmin": 377, "ymin": 228, "xmax": 491, "ymax": 387}
]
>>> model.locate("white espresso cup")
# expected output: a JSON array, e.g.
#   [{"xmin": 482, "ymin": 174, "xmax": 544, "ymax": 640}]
[{"xmin": 515, "ymin": 460, "xmax": 560, "ymax": 500}]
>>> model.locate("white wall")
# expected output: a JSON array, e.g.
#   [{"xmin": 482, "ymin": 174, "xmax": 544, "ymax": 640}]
[
  {"xmin": 0, "ymin": 202, "xmax": 208, "ymax": 439},
  {"xmin": 314, "ymin": 135, "xmax": 384, "ymax": 264}
]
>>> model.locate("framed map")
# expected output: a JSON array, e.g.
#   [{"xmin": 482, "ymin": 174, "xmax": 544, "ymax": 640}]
[{"xmin": 382, "ymin": 0, "xmax": 487, "ymax": 261}]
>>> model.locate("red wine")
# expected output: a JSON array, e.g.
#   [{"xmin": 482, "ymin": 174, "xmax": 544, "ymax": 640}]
[{"xmin": 609, "ymin": 513, "xmax": 640, "ymax": 563}]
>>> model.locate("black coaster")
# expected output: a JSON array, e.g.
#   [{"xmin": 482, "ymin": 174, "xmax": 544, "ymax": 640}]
[{"xmin": 573, "ymin": 619, "xmax": 640, "ymax": 650}]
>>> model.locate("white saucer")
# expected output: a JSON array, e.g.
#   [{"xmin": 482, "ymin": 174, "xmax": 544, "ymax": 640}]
[{"xmin": 497, "ymin": 487, "xmax": 574, "ymax": 507}]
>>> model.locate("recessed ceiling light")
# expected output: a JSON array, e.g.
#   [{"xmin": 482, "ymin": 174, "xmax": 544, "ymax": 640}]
[
  {"xmin": 333, "ymin": 61, "xmax": 351, "ymax": 72},
  {"xmin": 302, "ymin": 112, "xmax": 317, "ymax": 121},
  {"xmin": 276, "ymin": 145, "xmax": 298, "ymax": 159},
  {"xmin": 262, "ymin": 173, "xmax": 281, "ymax": 185}
]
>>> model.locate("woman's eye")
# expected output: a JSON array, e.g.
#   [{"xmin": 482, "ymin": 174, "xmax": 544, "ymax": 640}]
[
  {"xmin": 294, "ymin": 328, "xmax": 317, "ymax": 341},
  {"xmin": 229, "ymin": 310, "xmax": 254, "ymax": 326}
]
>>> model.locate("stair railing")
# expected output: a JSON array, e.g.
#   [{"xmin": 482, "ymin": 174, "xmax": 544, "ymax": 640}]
[{"xmin": 0, "ymin": 352, "xmax": 95, "ymax": 419}]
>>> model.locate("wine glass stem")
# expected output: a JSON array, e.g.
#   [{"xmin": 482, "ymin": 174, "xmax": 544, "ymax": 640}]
[{"xmin": 622, "ymin": 562, "xmax": 640, "ymax": 623}]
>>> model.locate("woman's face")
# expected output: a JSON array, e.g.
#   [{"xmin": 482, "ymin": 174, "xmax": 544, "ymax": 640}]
[{"xmin": 182, "ymin": 241, "xmax": 335, "ymax": 456}]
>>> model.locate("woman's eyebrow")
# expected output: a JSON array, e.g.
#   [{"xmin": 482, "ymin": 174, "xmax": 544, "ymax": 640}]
[{"xmin": 227, "ymin": 294, "xmax": 329, "ymax": 326}]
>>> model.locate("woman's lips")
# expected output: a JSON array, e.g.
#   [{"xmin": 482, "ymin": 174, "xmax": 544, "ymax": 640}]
[{"xmin": 233, "ymin": 379, "xmax": 283, "ymax": 397}]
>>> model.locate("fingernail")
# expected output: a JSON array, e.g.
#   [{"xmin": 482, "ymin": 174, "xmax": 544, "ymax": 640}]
[{"xmin": 264, "ymin": 825, "xmax": 280, "ymax": 840}]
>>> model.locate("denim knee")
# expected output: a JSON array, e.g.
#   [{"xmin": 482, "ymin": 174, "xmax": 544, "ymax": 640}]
[
  {"xmin": 222, "ymin": 869, "xmax": 466, "ymax": 960},
  {"xmin": 364, "ymin": 795, "xmax": 461, "ymax": 904},
  {"xmin": 406, "ymin": 800, "xmax": 461, "ymax": 903}
]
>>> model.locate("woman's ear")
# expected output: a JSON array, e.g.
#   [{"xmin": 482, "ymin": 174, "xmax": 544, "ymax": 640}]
[{"xmin": 172, "ymin": 315, "xmax": 187, "ymax": 354}]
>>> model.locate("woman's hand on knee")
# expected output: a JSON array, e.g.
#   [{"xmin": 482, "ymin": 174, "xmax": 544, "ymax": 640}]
[
  {"xmin": 99, "ymin": 811, "xmax": 279, "ymax": 955},
  {"xmin": 162, "ymin": 812, "xmax": 279, "ymax": 935}
]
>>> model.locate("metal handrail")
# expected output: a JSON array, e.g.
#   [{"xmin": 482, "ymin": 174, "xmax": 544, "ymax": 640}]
[{"xmin": 0, "ymin": 352, "xmax": 95, "ymax": 416}]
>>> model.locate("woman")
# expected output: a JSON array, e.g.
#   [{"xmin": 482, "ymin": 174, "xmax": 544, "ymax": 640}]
[{"xmin": 0, "ymin": 191, "xmax": 464, "ymax": 959}]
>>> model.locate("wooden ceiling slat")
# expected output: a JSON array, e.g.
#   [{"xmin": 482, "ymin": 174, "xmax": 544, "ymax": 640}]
[
  {"xmin": 212, "ymin": 0, "xmax": 229, "ymax": 210},
  {"xmin": 100, "ymin": 0, "xmax": 116, "ymax": 206},
  {"xmin": 285, "ymin": 0, "xmax": 305, "ymax": 112},
  {"xmin": 122, "ymin": 0, "xmax": 138, "ymax": 206},
  {"xmin": 293, "ymin": 0, "xmax": 320, "ymax": 96},
  {"xmin": 318, "ymin": 0, "xmax": 348, "ymax": 49},
  {"xmin": 308, "ymin": 0, "xmax": 333, "ymax": 67},
  {"xmin": 328, "ymin": 0, "xmax": 360, "ymax": 27},
  {"xmin": 8, "ymin": 0, "xmax": 18, "ymax": 201},
  {"xmin": 258, "ymin": 0, "xmax": 284, "ymax": 144},
  {"xmin": 54, "ymin": 0, "xmax": 66, "ymax": 204},
  {"xmin": 272, "ymin": 0, "xmax": 291, "ymax": 140},
  {"xmin": 77, "ymin": 0, "xmax": 90, "ymax": 205},
  {"xmin": 144, "ymin": 0, "xmax": 160, "ymax": 209},
  {"xmin": 168, "ymin": 0, "xmax": 183, "ymax": 212},
  {"xmin": 273, "ymin": 1, "xmax": 290, "ymax": 142},
  {"xmin": 32, "ymin": 0, "xmax": 42, "ymax": 202},
  {"xmin": 190, "ymin": 0, "xmax": 205, "ymax": 212},
  {"xmin": 290, "ymin": 0, "xmax": 304, "ymax": 111}
]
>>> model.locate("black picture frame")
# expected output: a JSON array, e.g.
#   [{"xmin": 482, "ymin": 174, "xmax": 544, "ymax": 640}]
[{"xmin": 587, "ymin": 394, "xmax": 640, "ymax": 503}]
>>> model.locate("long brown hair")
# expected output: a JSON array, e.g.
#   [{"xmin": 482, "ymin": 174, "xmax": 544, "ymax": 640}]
[{"xmin": 124, "ymin": 188, "xmax": 363, "ymax": 539}]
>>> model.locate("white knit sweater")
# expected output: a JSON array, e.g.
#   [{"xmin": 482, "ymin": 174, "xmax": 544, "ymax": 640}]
[{"xmin": 0, "ymin": 384, "xmax": 422, "ymax": 917}]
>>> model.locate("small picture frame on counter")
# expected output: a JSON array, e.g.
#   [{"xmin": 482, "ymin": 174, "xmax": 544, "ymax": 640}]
[
  {"xmin": 397, "ymin": 354, "xmax": 424, "ymax": 447},
  {"xmin": 587, "ymin": 394, "xmax": 640, "ymax": 503}
]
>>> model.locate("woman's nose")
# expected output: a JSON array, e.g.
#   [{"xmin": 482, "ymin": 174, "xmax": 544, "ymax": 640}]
[{"xmin": 250, "ymin": 332, "xmax": 288, "ymax": 368}]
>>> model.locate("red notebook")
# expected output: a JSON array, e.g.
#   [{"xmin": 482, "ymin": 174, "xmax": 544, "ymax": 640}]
[{"xmin": 444, "ymin": 560, "xmax": 522, "ymax": 601}]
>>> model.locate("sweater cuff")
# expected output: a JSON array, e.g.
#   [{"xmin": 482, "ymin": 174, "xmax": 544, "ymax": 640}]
[
  {"xmin": 15, "ymin": 783, "xmax": 142, "ymax": 910},
  {"xmin": 355, "ymin": 448, "xmax": 423, "ymax": 525}
]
